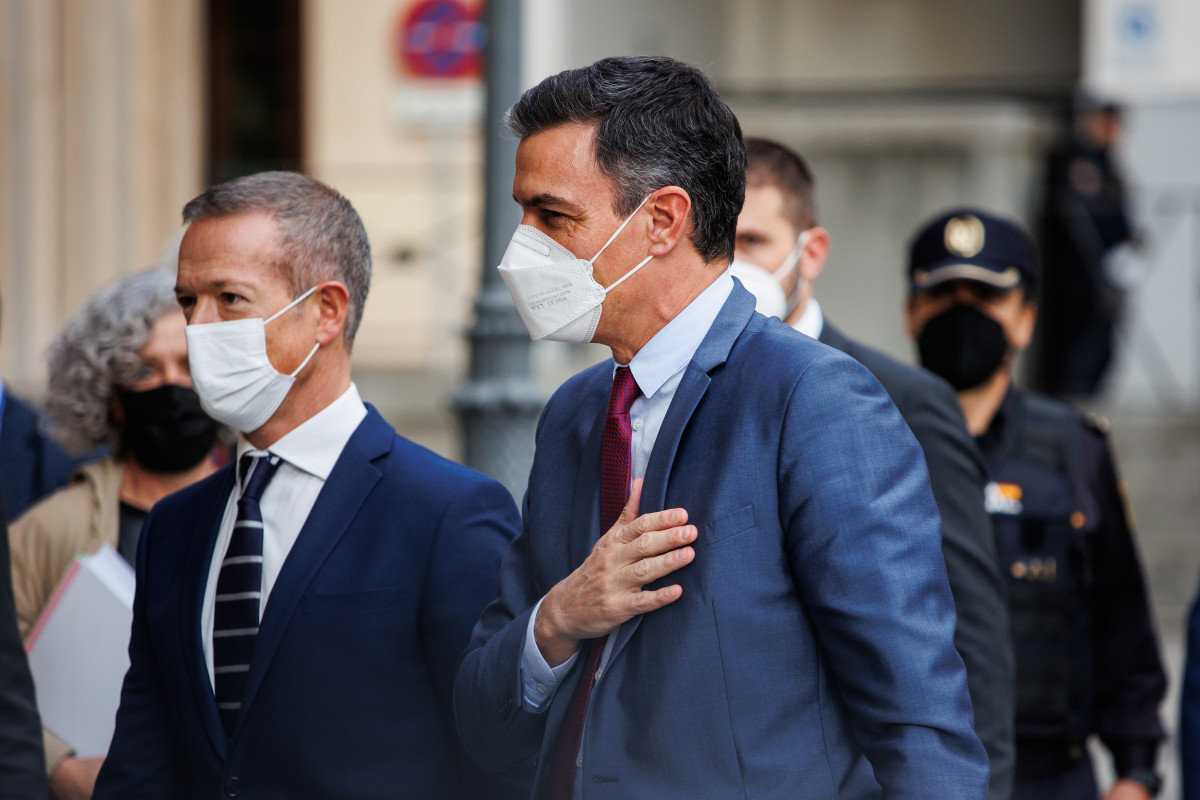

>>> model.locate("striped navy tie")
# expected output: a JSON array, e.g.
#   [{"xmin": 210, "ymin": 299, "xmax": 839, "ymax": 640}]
[{"xmin": 213, "ymin": 451, "xmax": 281, "ymax": 737}]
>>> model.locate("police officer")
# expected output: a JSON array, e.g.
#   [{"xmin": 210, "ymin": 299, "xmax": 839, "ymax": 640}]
[
  {"xmin": 904, "ymin": 208, "xmax": 1166, "ymax": 800},
  {"xmin": 1036, "ymin": 100, "xmax": 1137, "ymax": 398}
]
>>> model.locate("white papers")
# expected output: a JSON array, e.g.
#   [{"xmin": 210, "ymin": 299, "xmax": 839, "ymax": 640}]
[{"xmin": 25, "ymin": 544, "xmax": 135, "ymax": 758}]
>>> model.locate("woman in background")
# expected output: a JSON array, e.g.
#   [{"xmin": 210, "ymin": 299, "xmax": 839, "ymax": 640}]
[{"xmin": 9, "ymin": 266, "xmax": 223, "ymax": 800}]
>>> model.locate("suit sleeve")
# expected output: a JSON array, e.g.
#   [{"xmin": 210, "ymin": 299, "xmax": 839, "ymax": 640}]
[
  {"xmin": 92, "ymin": 508, "xmax": 190, "ymax": 798},
  {"xmin": 1085, "ymin": 429, "xmax": 1166, "ymax": 771},
  {"xmin": 777, "ymin": 353, "xmax": 988, "ymax": 798},
  {"xmin": 422, "ymin": 476, "xmax": 533, "ymax": 798},
  {"xmin": 0, "ymin": 492, "xmax": 48, "ymax": 800},
  {"xmin": 1182, "ymin": 584, "xmax": 1200, "ymax": 800},
  {"xmin": 901, "ymin": 377, "xmax": 1015, "ymax": 800},
  {"xmin": 454, "ymin": 397, "xmax": 565, "ymax": 774}
]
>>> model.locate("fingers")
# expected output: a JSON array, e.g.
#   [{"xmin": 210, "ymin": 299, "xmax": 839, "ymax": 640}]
[
  {"xmin": 629, "ymin": 584, "xmax": 684, "ymax": 615},
  {"xmin": 611, "ymin": 505, "xmax": 690, "ymax": 545},
  {"xmin": 623, "ymin": 541, "xmax": 695, "ymax": 587}
]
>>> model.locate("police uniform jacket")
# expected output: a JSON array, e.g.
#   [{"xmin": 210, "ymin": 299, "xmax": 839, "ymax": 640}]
[{"xmin": 976, "ymin": 388, "xmax": 1165, "ymax": 779}]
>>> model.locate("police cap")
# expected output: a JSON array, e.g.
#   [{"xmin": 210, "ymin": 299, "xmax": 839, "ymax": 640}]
[{"xmin": 907, "ymin": 207, "xmax": 1037, "ymax": 292}]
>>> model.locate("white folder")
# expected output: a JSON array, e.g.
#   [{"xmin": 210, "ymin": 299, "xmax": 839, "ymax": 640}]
[{"xmin": 25, "ymin": 544, "xmax": 135, "ymax": 758}]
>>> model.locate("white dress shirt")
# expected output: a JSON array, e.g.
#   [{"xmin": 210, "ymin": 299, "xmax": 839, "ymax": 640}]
[
  {"xmin": 791, "ymin": 296, "xmax": 824, "ymax": 340},
  {"xmin": 201, "ymin": 383, "xmax": 367, "ymax": 688},
  {"xmin": 517, "ymin": 273, "xmax": 734, "ymax": 793}
]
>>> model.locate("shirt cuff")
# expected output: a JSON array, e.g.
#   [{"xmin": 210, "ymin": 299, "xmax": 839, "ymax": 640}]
[{"xmin": 519, "ymin": 597, "xmax": 578, "ymax": 712}]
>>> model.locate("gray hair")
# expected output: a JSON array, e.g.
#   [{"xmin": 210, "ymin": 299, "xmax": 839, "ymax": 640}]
[
  {"xmin": 506, "ymin": 56, "xmax": 746, "ymax": 263},
  {"xmin": 181, "ymin": 171, "xmax": 372, "ymax": 345},
  {"xmin": 45, "ymin": 268, "xmax": 179, "ymax": 454}
]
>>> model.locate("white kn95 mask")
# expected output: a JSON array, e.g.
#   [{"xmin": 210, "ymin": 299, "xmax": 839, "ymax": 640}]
[{"xmin": 497, "ymin": 195, "xmax": 653, "ymax": 343}]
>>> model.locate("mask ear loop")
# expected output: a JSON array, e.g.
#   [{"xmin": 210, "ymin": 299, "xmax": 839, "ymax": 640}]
[
  {"xmin": 780, "ymin": 230, "xmax": 812, "ymax": 316},
  {"xmin": 587, "ymin": 193, "xmax": 655, "ymax": 294},
  {"xmin": 588, "ymin": 194, "xmax": 653, "ymax": 264},
  {"xmin": 265, "ymin": 285, "xmax": 320, "ymax": 324},
  {"xmin": 288, "ymin": 342, "xmax": 321, "ymax": 378},
  {"xmin": 264, "ymin": 285, "xmax": 322, "ymax": 377}
]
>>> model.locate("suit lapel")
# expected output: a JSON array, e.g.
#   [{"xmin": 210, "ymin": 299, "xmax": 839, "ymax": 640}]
[
  {"xmin": 234, "ymin": 409, "xmax": 390, "ymax": 729},
  {"xmin": 180, "ymin": 468, "xmax": 237, "ymax": 759},
  {"xmin": 609, "ymin": 284, "xmax": 756, "ymax": 662}
]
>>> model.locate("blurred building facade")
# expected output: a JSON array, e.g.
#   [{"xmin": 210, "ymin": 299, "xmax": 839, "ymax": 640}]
[{"xmin": 1, "ymin": 0, "xmax": 1196, "ymax": 464}]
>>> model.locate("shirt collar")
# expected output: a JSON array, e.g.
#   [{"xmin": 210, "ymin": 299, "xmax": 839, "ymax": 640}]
[
  {"xmin": 790, "ymin": 297, "xmax": 824, "ymax": 340},
  {"xmin": 620, "ymin": 273, "xmax": 734, "ymax": 398},
  {"xmin": 237, "ymin": 383, "xmax": 368, "ymax": 481}
]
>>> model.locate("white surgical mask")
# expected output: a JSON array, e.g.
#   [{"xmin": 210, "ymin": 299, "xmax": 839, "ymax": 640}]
[
  {"xmin": 497, "ymin": 195, "xmax": 653, "ymax": 343},
  {"xmin": 185, "ymin": 286, "xmax": 320, "ymax": 433},
  {"xmin": 730, "ymin": 230, "xmax": 811, "ymax": 319}
]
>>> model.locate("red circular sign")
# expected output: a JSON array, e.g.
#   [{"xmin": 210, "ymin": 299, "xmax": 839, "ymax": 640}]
[{"xmin": 395, "ymin": 0, "xmax": 484, "ymax": 79}]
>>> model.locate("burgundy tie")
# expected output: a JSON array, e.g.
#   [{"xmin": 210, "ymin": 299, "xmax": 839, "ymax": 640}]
[{"xmin": 546, "ymin": 366, "xmax": 639, "ymax": 799}]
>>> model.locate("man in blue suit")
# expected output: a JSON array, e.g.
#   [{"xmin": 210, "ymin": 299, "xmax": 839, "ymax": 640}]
[
  {"xmin": 94, "ymin": 172, "xmax": 528, "ymax": 799},
  {"xmin": 0, "ymin": 373, "xmax": 81, "ymax": 521},
  {"xmin": 454, "ymin": 56, "xmax": 988, "ymax": 799}
]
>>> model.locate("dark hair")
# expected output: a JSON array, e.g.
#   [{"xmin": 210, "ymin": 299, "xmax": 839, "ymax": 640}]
[
  {"xmin": 744, "ymin": 137, "xmax": 817, "ymax": 231},
  {"xmin": 182, "ymin": 171, "xmax": 372, "ymax": 345},
  {"xmin": 507, "ymin": 56, "xmax": 745, "ymax": 263}
]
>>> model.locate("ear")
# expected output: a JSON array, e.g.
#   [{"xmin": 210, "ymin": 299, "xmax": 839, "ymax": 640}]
[
  {"xmin": 313, "ymin": 281, "xmax": 351, "ymax": 346},
  {"xmin": 644, "ymin": 186, "xmax": 691, "ymax": 257},
  {"xmin": 1012, "ymin": 301, "xmax": 1037, "ymax": 350},
  {"xmin": 800, "ymin": 227, "xmax": 831, "ymax": 283}
]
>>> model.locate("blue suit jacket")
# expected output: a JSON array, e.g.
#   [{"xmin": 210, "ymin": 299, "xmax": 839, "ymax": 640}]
[
  {"xmin": 0, "ymin": 392, "xmax": 81, "ymax": 521},
  {"xmin": 95, "ymin": 406, "xmax": 530, "ymax": 799},
  {"xmin": 455, "ymin": 285, "xmax": 988, "ymax": 799}
]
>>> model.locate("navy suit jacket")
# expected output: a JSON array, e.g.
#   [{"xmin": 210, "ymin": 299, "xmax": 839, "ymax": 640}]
[
  {"xmin": 818, "ymin": 321, "xmax": 1014, "ymax": 800},
  {"xmin": 1183, "ymin": 583, "xmax": 1200, "ymax": 800},
  {"xmin": 0, "ymin": 393, "xmax": 80, "ymax": 521},
  {"xmin": 0, "ymin": 490, "xmax": 47, "ymax": 798},
  {"xmin": 94, "ymin": 406, "xmax": 530, "ymax": 799},
  {"xmin": 455, "ymin": 285, "xmax": 989, "ymax": 799}
]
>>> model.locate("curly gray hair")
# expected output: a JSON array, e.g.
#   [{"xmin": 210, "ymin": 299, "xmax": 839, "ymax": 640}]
[{"xmin": 44, "ymin": 267, "xmax": 180, "ymax": 454}]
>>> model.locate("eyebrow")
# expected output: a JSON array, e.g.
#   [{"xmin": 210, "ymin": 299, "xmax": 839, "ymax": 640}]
[
  {"xmin": 513, "ymin": 192, "xmax": 584, "ymax": 214},
  {"xmin": 174, "ymin": 279, "xmax": 255, "ymax": 295}
]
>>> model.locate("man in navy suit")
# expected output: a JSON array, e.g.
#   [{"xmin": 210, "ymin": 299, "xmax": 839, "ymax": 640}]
[
  {"xmin": 0, "ymin": 372, "xmax": 80, "ymax": 521},
  {"xmin": 94, "ymin": 172, "xmax": 528, "ymax": 799},
  {"xmin": 454, "ymin": 56, "xmax": 987, "ymax": 798}
]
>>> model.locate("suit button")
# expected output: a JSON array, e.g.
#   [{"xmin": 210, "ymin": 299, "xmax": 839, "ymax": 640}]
[{"xmin": 224, "ymin": 777, "xmax": 242, "ymax": 797}]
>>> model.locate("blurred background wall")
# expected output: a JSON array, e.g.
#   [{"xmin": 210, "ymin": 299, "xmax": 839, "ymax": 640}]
[{"xmin": 4, "ymin": 0, "xmax": 1196, "ymax": 433}]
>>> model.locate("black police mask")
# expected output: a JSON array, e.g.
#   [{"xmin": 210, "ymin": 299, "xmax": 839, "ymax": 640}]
[
  {"xmin": 118, "ymin": 384, "xmax": 220, "ymax": 473},
  {"xmin": 916, "ymin": 304, "xmax": 1010, "ymax": 391}
]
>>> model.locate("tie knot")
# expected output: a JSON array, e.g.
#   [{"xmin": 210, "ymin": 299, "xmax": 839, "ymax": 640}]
[
  {"xmin": 607, "ymin": 366, "xmax": 639, "ymax": 416},
  {"xmin": 239, "ymin": 452, "xmax": 282, "ymax": 502}
]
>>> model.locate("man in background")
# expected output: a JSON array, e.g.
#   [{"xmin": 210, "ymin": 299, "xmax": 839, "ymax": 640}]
[
  {"xmin": 0, "ymin": 488, "xmax": 46, "ymax": 799},
  {"xmin": 0, "ymin": 295, "xmax": 84, "ymax": 520},
  {"xmin": 732, "ymin": 136, "xmax": 1014, "ymax": 800},
  {"xmin": 906, "ymin": 207, "xmax": 1165, "ymax": 800},
  {"xmin": 1036, "ymin": 100, "xmax": 1138, "ymax": 398}
]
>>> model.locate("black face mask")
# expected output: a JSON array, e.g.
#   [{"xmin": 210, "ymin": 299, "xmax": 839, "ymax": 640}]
[
  {"xmin": 119, "ymin": 385, "xmax": 220, "ymax": 473},
  {"xmin": 916, "ymin": 304, "xmax": 1010, "ymax": 391}
]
